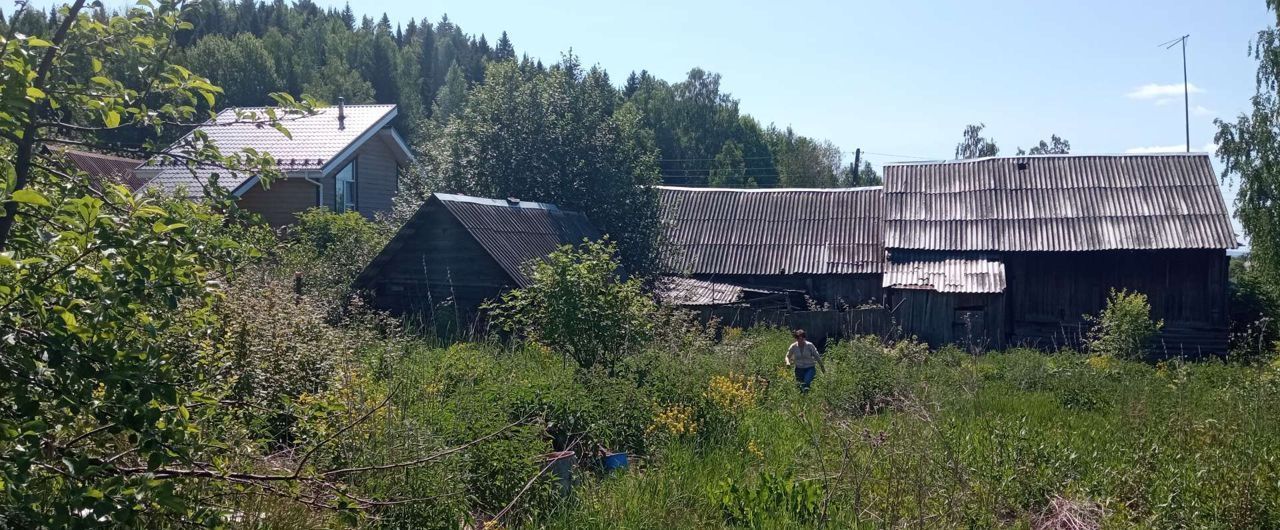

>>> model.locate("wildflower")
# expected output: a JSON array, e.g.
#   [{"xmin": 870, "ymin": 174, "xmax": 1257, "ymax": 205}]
[
  {"xmin": 649, "ymin": 403, "xmax": 698, "ymax": 437},
  {"xmin": 746, "ymin": 439, "xmax": 764, "ymax": 459},
  {"xmin": 705, "ymin": 373, "xmax": 759, "ymax": 413}
]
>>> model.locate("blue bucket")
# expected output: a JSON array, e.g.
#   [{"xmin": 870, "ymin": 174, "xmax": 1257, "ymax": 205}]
[{"xmin": 602, "ymin": 452, "xmax": 628, "ymax": 472}]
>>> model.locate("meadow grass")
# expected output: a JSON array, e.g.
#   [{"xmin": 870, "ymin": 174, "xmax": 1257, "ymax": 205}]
[{"xmin": 293, "ymin": 328, "xmax": 1280, "ymax": 528}]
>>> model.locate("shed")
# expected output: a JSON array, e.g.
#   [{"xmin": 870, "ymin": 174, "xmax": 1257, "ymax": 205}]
[
  {"xmin": 884, "ymin": 153, "xmax": 1237, "ymax": 354},
  {"xmin": 657, "ymin": 186, "xmax": 885, "ymax": 308},
  {"xmin": 353, "ymin": 193, "xmax": 601, "ymax": 326}
]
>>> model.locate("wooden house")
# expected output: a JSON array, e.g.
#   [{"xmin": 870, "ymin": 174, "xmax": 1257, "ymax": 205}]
[
  {"xmin": 657, "ymin": 186, "xmax": 885, "ymax": 309},
  {"xmin": 135, "ymin": 103, "xmax": 413, "ymax": 226},
  {"xmin": 352, "ymin": 193, "xmax": 601, "ymax": 323},
  {"xmin": 883, "ymin": 154, "xmax": 1238, "ymax": 355}
]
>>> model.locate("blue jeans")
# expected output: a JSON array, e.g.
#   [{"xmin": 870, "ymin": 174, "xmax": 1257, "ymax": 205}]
[{"xmin": 795, "ymin": 366, "xmax": 817, "ymax": 392}]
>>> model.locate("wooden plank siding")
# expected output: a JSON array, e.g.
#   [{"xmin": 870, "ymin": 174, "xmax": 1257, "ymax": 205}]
[
  {"xmin": 1003, "ymin": 249, "xmax": 1229, "ymax": 356},
  {"xmin": 352, "ymin": 136, "xmax": 398, "ymax": 218},
  {"xmin": 365, "ymin": 205, "xmax": 515, "ymax": 322},
  {"xmin": 236, "ymin": 178, "xmax": 319, "ymax": 227}
]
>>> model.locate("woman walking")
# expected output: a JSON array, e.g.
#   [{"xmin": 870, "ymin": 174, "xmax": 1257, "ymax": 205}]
[{"xmin": 784, "ymin": 329, "xmax": 824, "ymax": 392}]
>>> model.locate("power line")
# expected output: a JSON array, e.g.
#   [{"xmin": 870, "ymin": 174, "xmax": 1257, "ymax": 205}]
[{"xmin": 656, "ymin": 149, "xmax": 937, "ymax": 164}]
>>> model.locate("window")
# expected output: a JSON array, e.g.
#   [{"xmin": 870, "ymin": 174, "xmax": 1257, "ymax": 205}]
[{"xmin": 334, "ymin": 159, "xmax": 356, "ymax": 212}]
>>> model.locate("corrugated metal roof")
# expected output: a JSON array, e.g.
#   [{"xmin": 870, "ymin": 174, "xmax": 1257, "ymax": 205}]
[
  {"xmin": 883, "ymin": 154, "xmax": 1238, "ymax": 251},
  {"xmin": 62, "ymin": 149, "xmax": 146, "ymax": 190},
  {"xmin": 655, "ymin": 276, "xmax": 780, "ymax": 306},
  {"xmin": 658, "ymin": 186, "xmax": 885, "ymax": 275},
  {"xmin": 354, "ymin": 193, "xmax": 602, "ymax": 289},
  {"xmin": 883, "ymin": 259, "xmax": 1006, "ymax": 293},
  {"xmin": 137, "ymin": 104, "xmax": 400, "ymax": 196}
]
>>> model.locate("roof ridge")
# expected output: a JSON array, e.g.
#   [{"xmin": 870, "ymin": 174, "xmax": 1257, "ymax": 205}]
[
  {"xmin": 885, "ymin": 152, "xmax": 1211, "ymax": 167},
  {"xmin": 657, "ymin": 185, "xmax": 883, "ymax": 192}
]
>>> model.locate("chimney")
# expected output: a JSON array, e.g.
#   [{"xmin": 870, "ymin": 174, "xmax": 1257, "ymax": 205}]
[{"xmin": 337, "ymin": 97, "xmax": 346, "ymax": 130}]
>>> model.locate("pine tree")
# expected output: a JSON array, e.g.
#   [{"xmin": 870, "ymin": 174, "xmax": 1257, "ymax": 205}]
[
  {"xmin": 494, "ymin": 31, "xmax": 515, "ymax": 61},
  {"xmin": 340, "ymin": 2, "xmax": 354, "ymax": 30}
]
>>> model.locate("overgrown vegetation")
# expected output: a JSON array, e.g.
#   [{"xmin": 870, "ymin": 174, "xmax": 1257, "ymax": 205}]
[{"xmin": 1084, "ymin": 288, "xmax": 1164, "ymax": 360}]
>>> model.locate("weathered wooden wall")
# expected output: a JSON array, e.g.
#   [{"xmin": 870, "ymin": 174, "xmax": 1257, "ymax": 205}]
[
  {"xmin": 689, "ymin": 274, "xmax": 883, "ymax": 308},
  {"xmin": 366, "ymin": 206, "xmax": 514, "ymax": 325},
  {"xmin": 1004, "ymin": 249, "xmax": 1229, "ymax": 356},
  {"xmin": 888, "ymin": 290, "xmax": 1006, "ymax": 350}
]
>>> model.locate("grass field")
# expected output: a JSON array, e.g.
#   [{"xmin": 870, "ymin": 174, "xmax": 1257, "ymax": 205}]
[{"xmin": 296, "ymin": 328, "xmax": 1280, "ymax": 529}]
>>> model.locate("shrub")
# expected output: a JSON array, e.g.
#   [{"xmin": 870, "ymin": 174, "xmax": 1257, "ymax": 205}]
[
  {"xmin": 1228, "ymin": 257, "xmax": 1280, "ymax": 362},
  {"xmin": 278, "ymin": 208, "xmax": 391, "ymax": 310},
  {"xmin": 1085, "ymin": 288, "xmax": 1163, "ymax": 360},
  {"xmin": 715, "ymin": 472, "xmax": 823, "ymax": 528},
  {"xmin": 487, "ymin": 239, "xmax": 656, "ymax": 373}
]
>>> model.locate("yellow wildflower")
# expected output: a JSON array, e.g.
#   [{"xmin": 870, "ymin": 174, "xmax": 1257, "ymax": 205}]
[{"xmin": 705, "ymin": 373, "xmax": 758, "ymax": 413}]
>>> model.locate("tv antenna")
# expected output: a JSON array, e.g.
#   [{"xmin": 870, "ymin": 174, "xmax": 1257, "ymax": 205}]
[{"xmin": 1159, "ymin": 35, "xmax": 1191, "ymax": 152}]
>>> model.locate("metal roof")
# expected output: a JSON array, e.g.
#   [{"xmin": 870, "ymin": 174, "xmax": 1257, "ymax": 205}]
[
  {"xmin": 354, "ymin": 193, "xmax": 602, "ymax": 289},
  {"xmin": 883, "ymin": 154, "xmax": 1238, "ymax": 251},
  {"xmin": 655, "ymin": 276, "xmax": 780, "ymax": 306},
  {"xmin": 137, "ymin": 104, "xmax": 407, "ymax": 197},
  {"xmin": 658, "ymin": 186, "xmax": 885, "ymax": 275},
  {"xmin": 883, "ymin": 259, "xmax": 1006, "ymax": 293},
  {"xmin": 62, "ymin": 149, "xmax": 146, "ymax": 190}
]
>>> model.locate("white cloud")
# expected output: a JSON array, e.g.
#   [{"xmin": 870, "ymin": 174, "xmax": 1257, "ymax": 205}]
[
  {"xmin": 1126, "ymin": 83, "xmax": 1204, "ymax": 100},
  {"xmin": 1123, "ymin": 141, "xmax": 1218, "ymax": 154},
  {"xmin": 1125, "ymin": 144, "xmax": 1188, "ymax": 154},
  {"xmin": 1191, "ymin": 105, "xmax": 1214, "ymax": 117}
]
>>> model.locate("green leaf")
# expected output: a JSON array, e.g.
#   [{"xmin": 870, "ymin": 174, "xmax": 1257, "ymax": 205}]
[
  {"xmin": 104, "ymin": 110, "xmax": 120, "ymax": 128},
  {"xmin": 10, "ymin": 189, "xmax": 50, "ymax": 207},
  {"xmin": 91, "ymin": 58, "xmax": 102, "ymax": 73},
  {"xmin": 58, "ymin": 309, "xmax": 77, "ymax": 329},
  {"xmin": 26, "ymin": 37, "xmax": 52, "ymax": 47},
  {"xmin": 25, "ymin": 87, "xmax": 45, "ymax": 100}
]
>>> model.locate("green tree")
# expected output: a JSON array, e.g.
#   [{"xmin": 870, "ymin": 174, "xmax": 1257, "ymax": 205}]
[
  {"xmin": 842, "ymin": 160, "xmax": 882, "ymax": 187},
  {"xmin": 0, "ymin": 0, "xmax": 315, "ymax": 523},
  {"xmin": 179, "ymin": 33, "xmax": 284, "ymax": 107},
  {"xmin": 768, "ymin": 126, "xmax": 842, "ymax": 187},
  {"xmin": 1216, "ymin": 1, "xmax": 1280, "ymax": 284},
  {"xmin": 303, "ymin": 56, "xmax": 376, "ymax": 104},
  {"xmin": 955, "ymin": 123, "xmax": 999, "ymax": 159},
  {"xmin": 710, "ymin": 139, "xmax": 754, "ymax": 187},
  {"xmin": 1017, "ymin": 134, "xmax": 1071, "ymax": 155},
  {"xmin": 486, "ymin": 240, "xmax": 656, "ymax": 373},
  {"xmin": 415, "ymin": 59, "xmax": 664, "ymax": 278},
  {"xmin": 432, "ymin": 61, "xmax": 468, "ymax": 123}
]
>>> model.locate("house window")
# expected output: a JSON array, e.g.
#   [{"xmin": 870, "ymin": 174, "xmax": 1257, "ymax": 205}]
[{"xmin": 334, "ymin": 159, "xmax": 357, "ymax": 212}]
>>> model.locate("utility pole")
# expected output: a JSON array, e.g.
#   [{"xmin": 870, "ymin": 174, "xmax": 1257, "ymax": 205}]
[
  {"xmin": 1161, "ymin": 35, "xmax": 1191, "ymax": 152},
  {"xmin": 852, "ymin": 148, "xmax": 862, "ymax": 184}
]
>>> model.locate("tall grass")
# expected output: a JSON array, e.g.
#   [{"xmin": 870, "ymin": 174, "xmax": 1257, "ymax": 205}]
[{"xmin": 240, "ymin": 328, "xmax": 1280, "ymax": 528}]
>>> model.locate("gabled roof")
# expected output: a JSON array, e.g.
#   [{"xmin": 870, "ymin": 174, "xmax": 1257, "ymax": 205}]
[
  {"xmin": 62, "ymin": 149, "xmax": 145, "ymax": 190},
  {"xmin": 354, "ymin": 193, "xmax": 602, "ymax": 288},
  {"xmin": 137, "ymin": 104, "xmax": 410, "ymax": 197},
  {"xmin": 883, "ymin": 259, "xmax": 1007, "ymax": 293},
  {"xmin": 883, "ymin": 154, "xmax": 1238, "ymax": 251},
  {"xmin": 658, "ymin": 186, "xmax": 885, "ymax": 275}
]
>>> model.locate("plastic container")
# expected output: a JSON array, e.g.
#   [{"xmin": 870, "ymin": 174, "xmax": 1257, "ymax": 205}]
[{"xmin": 602, "ymin": 452, "xmax": 628, "ymax": 472}]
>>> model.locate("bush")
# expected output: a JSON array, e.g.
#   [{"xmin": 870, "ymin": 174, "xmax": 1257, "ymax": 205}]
[
  {"xmin": 1228, "ymin": 257, "xmax": 1280, "ymax": 362},
  {"xmin": 487, "ymin": 239, "xmax": 657, "ymax": 373},
  {"xmin": 1085, "ymin": 288, "xmax": 1163, "ymax": 360},
  {"xmin": 278, "ymin": 208, "xmax": 391, "ymax": 310}
]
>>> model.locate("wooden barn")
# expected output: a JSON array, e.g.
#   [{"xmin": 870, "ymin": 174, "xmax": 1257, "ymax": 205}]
[
  {"xmin": 352, "ymin": 193, "xmax": 601, "ymax": 326},
  {"xmin": 657, "ymin": 186, "xmax": 885, "ymax": 309},
  {"xmin": 883, "ymin": 154, "xmax": 1238, "ymax": 355}
]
